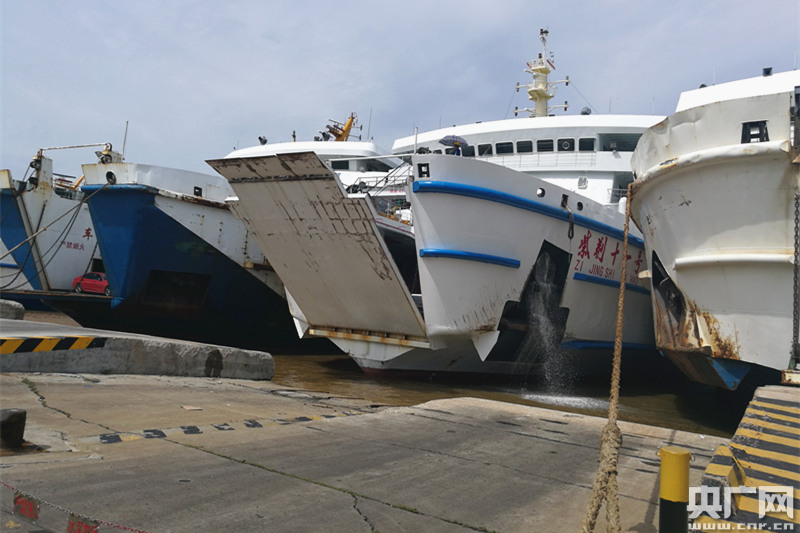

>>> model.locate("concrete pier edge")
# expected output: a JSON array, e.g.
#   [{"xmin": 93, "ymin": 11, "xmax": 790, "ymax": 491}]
[{"xmin": 0, "ymin": 316, "xmax": 274, "ymax": 380}]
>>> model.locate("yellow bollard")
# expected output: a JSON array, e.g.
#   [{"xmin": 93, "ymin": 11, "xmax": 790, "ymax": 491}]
[{"xmin": 658, "ymin": 446, "xmax": 691, "ymax": 532}]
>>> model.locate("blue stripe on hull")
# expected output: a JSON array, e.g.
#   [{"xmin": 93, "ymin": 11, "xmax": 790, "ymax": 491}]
[
  {"xmin": 412, "ymin": 180, "xmax": 644, "ymax": 248},
  {"xmin": 419, "ymin": 248, "xmax": 521, "ymax": 268},
  {"xmin": 0, "ymin": 189, "xmax": 43, "ymax": 290},
  {"xmin": 572, "ymin": 272, "xmax": 650, "ymax": 295}
]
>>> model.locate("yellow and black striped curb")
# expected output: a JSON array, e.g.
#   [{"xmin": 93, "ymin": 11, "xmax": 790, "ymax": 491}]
[
  {"xmin": 0, "ymin": 336, "xmax": 107, "ymax": 354},
  {"xmin": 77, "ymin": 412, "xmax": 359, "ymax": 445},
  {"xmin": 693, "ymin": 391, "xmax": 800, "ymax": 531}
]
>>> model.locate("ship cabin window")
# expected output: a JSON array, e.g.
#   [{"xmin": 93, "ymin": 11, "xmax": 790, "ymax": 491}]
[
  {"xmin": 537, "ymin": 139, "xmax": 554, "ymax": 152},
  {"xmin": 741, "ymin": 121, "xmax": 769, "ymax": 143},
  {"xmin": 558, "ymin": 138, "xmax": 575, "ymax": 152},
  {"xmin": 461, "ymin": 145, "xmax": 475, "ymax": 157},
  {"xmin": 365, "ymin": 159, "xmax": 393, "ymax": 172},
  {"xmin": 330, "ymin": 160, "xmax": 349, "ymax": 170},
  {"xmin": 610, "ymin": 172, "xmax": 635, "ymax": 203},
  {"xmin": 478, "ymin": 143, "xmax": 493, "ymax": 156},
  {"xmin": 578, "ymin": 138, "xmax": 596, "ymax": 151},
  {"xmin": 598, "ymin": 133, "xmax": 642, "ymax": 152},
  {"xmin": 516, "ymin": 140, "xmax": 533, "ymax": 153},
  {"xmin": 496, "ymin": 142, "xmax": 514, "ymax": 154},
  {"xmin": 433, "ymin": 149, "xmax": 443, "ymax": 154}
]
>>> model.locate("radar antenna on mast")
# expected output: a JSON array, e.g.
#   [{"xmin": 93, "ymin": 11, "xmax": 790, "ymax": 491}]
[{"xmin": 514, "ymin": 28, "xmax": 569, "ymax": 118}]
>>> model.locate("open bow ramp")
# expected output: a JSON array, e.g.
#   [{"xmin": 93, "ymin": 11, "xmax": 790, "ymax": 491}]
[{"xmin": 207, "ymin": 152, "xmax": 427, "ymax": 348}]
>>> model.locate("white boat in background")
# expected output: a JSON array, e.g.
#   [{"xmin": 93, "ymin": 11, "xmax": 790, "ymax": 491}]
[
  {"xmin": 629, "ymin": 69, "xmax": 800, "ymax": 389},
  {"xmin": 210, "ymin": 31, "xmax": 661, "ymax": 376},
  {"xmin": 0, "ymin": 147, "xmax": 104, "ymax": 297}
]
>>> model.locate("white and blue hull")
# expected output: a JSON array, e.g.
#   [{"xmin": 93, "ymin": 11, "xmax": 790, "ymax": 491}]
[
  {"xmin": 347, "ymin": 154, "xmax": 655, "ymax": 373},
  {"xmin": 211, "ymin": 151, "xmax": 655, "ymax": 375}
]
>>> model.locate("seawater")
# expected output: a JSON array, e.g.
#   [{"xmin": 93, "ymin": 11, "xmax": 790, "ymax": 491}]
[
  {"xmin": 271, "ymin": 353, "xmax": 754, "ymax": 438},
  {"xmin": 25, "ymin": 310, "xmax": 755, "ymax": 438}
]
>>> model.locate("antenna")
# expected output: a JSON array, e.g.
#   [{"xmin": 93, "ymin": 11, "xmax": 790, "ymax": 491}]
[
  {"xmin": 514, "ymin": 28, "xmax": 569, "ymax": 117},
  {"xmin": 122, "ymin": 120, "xmax": 129, "ymax": 160}
]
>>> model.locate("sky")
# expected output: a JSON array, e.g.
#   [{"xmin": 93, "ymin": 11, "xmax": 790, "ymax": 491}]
[{"xmin": 1, "ymin": 1, "xmax": 797, "ymax": 178}]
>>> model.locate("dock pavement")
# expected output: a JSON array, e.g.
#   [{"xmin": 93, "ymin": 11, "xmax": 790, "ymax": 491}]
[
  {"xmin": 0, "ymin": 308, "xmax": 796, "ymax": 531},
  {"xmin": 0, "ymin": 370, "xmax": 728, "ymax": 532}
]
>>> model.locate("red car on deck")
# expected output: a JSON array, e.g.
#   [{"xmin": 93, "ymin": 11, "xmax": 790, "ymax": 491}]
[{"xmin": 72, "ymin": 272, "xmax": 111, "ymax": 296}]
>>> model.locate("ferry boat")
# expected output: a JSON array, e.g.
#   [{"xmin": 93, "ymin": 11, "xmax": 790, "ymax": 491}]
[
  {"xmin": 629, "ymin": 69, "xmax": 800, "ymax": 389},
  {"xmin": 75, "ymin": 154, "xmax": 295, "ymax": 349},
  {"xmin": 0, "ymin": 146, "xmax": 104, "ymax": 303},
  {"xmin": 72, "ymin": 115, "xmax": 398, "ymax": 350},
  {"xmin": 210, "ymin": 31, "xmax": 662, "ymax": 375}
]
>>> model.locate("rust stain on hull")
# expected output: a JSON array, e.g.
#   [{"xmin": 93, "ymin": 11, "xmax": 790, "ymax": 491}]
[{"xmin": 653, "ymin": 290, "xmax": 741, "ymax": 360}]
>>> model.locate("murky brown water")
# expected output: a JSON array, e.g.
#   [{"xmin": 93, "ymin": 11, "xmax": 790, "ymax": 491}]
[
  {"xmin": 23, "ymin": 310, "xmax": 753, "ymax": 438},
  {"xmin": 270, "ymin": 352, "xmax": 754, "ymax": 438}
]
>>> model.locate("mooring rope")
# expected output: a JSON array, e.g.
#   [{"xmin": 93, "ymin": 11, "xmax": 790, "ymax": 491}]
[{"xmin": 580, "ymin": 187, "xmax": 633, "ymax": 533}]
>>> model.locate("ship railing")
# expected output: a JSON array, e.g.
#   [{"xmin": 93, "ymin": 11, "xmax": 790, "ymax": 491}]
[
  {"xmin": 350, "ymin": 163, "xmax": 412, "ymax": 196},
  {"xmin": 478, "ymin": 151, "xmax": 597, "ymax": 170},
  {"xmin": 608, "ymin": 187, "xmax": 628, "ymax": 204},
  {"xmin": 53, "ymin": 173, "xmax": 85, "ymax": 201},
  {"xmin": 350, "ymin": 164, "xmax": 413, "ymax": 224}
]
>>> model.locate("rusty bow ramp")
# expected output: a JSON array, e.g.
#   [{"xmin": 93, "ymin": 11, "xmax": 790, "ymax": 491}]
[{"xmin": 207, "ymin": 152, "xmax": 427, "ymax": 349}]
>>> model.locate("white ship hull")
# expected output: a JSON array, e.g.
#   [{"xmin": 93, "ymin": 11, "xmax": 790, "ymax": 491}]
[
  {"xmin": 402, "ymin": 154, "xmax": 654, "ymax": 371},
  {"xmin": 211, "ymin": 152, "xmax": 655, "ymax": 375},
  {"xmin": 630, "ymin": 72, "xmax": 800, "ymax": 389}
]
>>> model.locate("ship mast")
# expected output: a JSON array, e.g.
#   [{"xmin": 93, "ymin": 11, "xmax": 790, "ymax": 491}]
[{"xmin": 515, "ymin": 29, "xmax": 569, "ymax": 117}]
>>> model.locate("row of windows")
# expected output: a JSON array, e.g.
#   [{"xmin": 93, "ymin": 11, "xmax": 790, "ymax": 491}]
[
  {"xmin": 330, "ymin": 159, "xmax": 394, "ymax": 172},
  {"xmin": 443, "ymin": 137, "xmax": 597, "ymax": 157},
  {"xmin": 415, "ymin": 133, "xmax": 645, "ymax": 156}
]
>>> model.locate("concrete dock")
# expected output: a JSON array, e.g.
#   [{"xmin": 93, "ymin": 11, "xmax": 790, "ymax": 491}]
[
  {"xmin": 1, "ymin": 370, "xmax": 728, "ymax": 532},
  {"xmin": 1, "ymin": 313, "xmax": 796, "ymax": 532},
  {"xmin": 0, "ymin": 318, "xmax": 274, "ymax": 380}
]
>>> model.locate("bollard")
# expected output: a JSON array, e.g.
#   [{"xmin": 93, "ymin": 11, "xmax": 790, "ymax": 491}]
[
  {"xmin": 658, "ymin": 445, "xmax": 690, "ymax": 533},
  {"xmin": 0, "ymin": 409, "xmax": 27, "ymax": 449}
]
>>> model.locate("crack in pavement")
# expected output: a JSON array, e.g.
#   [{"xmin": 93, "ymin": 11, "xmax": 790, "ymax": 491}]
[{"xmin": 172, "ymin": 440, "xmax": 496, "ymax": 532}]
